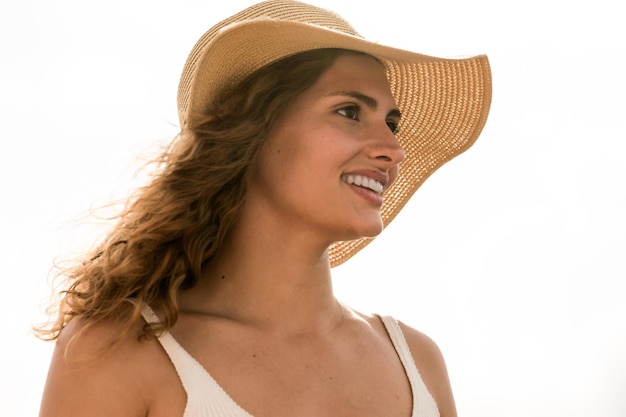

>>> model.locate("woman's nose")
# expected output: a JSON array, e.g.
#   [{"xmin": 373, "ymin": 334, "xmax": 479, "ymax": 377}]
[{"xmin": 369, "ymin": 126, "xmax": 406, "ymax": 165}]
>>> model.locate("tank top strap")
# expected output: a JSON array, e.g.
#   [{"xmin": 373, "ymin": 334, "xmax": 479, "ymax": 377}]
[
  {"xmin": 138, "ymin": 304, "xmax": 198, "ymax": 394},
  {"xmin": 138, "ymin": 303, "xmax": 254, "ymax": 417},
  {"xmin": 378, "ymin": 315, "xmax": 440, "ymax": 417}
]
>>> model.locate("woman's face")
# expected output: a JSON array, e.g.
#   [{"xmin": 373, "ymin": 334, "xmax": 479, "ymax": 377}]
[{"xmin": 246, "ymin": 53, "xmax": 405, "ymax": 246}]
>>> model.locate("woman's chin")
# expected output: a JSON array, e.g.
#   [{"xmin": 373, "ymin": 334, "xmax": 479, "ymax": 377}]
[{"xmin": 340, "ymin": 221, "xmax": 385, "ymax": 242}]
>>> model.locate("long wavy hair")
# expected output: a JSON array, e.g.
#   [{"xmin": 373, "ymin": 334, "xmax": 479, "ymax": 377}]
[{"xmin": 36, "ymin": 48, "xmax": 365, "ymax": 346}]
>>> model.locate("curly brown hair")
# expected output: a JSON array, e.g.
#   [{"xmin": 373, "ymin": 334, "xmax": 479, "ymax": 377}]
[{"xmin": 36, "ymin": 48, "xmax": 368, "ymax": 347}]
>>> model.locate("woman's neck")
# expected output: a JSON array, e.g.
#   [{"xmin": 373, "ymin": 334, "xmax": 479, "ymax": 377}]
[{"xmin": 177, "ymin": 227, "xmax": 344, "ymax": 336}]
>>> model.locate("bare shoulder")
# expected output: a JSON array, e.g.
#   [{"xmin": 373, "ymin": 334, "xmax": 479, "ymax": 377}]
[
  {"xmin": 397, "ymin": 321, "xmax": 458, "ymax": 417},
  {"xmin": 39, "ymin": 314, "xmax": 184, "ymax": 417}
]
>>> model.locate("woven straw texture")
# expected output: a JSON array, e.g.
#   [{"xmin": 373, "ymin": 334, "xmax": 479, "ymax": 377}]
[{"xmin": 177, "ymin": 0, "xmax": 492, "ymax": 267}]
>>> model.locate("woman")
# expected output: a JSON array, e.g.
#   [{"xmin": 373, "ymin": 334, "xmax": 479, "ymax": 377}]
[{"xmin": 37, "ymin": 1, "xmax": 492, "ymax": 416}]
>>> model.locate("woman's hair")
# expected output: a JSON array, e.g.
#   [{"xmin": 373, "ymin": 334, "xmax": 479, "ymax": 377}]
[{"xmin": 36, "ymin": 48, "xmax": 370, "ymax": 346}]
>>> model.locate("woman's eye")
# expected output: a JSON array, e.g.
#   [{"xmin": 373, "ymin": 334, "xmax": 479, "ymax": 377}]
[
  {"xmin": 387, "ymin": 120, "xmax": 399, "ymax": 133},
  {"xmin": 337, "ymin": 105, "xmax": 360, "ymax": 121}
]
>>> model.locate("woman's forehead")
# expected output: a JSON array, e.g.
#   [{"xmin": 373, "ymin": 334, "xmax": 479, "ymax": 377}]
[{"xmin": 303, "ymin": 54, "xmax": 395, "ymax": 105}]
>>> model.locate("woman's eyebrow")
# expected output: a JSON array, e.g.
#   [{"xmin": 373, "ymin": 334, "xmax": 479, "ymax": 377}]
[{"xmin": 329, "ymin": 90, "xmax": 402, "ymax": 118}]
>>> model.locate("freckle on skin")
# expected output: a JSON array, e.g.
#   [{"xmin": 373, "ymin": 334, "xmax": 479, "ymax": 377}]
[{"xmin": 221, "ymin": 275, "xmax": 225, "ymax": 279}]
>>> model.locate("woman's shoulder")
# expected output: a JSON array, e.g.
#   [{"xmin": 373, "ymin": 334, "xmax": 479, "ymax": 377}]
[
  {"xmin": 346, "ymin": 308, "xmax": 457, "ymax": 416},
  {"xmin": 39, "ymin": 313, "xmax": 185, "ymax": 417},
  {"xmin": 353, "ymin": 311, "xmax": 449, "ymax": 377}
]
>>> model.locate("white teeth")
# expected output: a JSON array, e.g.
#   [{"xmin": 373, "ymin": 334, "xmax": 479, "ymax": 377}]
[{"xmin": 342, "ymin": 174, "xmax": 384, "ymax": 194}]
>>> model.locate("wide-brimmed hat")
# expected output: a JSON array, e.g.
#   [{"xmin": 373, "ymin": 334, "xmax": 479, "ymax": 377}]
[{"xmin": 178, "ymin": 0, "xmax": 492, "ymax": 267}]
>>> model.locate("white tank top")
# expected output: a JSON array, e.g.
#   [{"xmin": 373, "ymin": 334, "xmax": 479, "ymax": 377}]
[{"xmin": 141, "ymin": 306, "xmax": 440, "ymax": 417}]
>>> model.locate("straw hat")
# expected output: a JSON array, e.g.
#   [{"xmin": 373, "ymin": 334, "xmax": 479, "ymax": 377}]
[{"xmin": 178, "ymin": 0, "xmax": 492, "ymax": 267}]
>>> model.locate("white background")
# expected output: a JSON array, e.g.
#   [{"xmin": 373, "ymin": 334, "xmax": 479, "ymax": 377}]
[{"xmin": 1, "ymin": 1, "xmax": 624, "ymax": 416}]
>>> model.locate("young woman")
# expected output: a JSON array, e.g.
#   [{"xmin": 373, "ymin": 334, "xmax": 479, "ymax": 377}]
[{"xmin": 37, "ymin": 1, "xmax": 492, "ymax": 416}]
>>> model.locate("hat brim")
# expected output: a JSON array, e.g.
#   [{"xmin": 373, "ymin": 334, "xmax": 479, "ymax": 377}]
[{"xmin": 179, "ymin": 19, "xmax": 492, "ymax": 267}]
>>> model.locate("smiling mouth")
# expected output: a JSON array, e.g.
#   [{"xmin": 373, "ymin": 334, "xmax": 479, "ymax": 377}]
[{"xmin": 341, "ymin": 174, "xmax": 384, "ymax": 194}]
